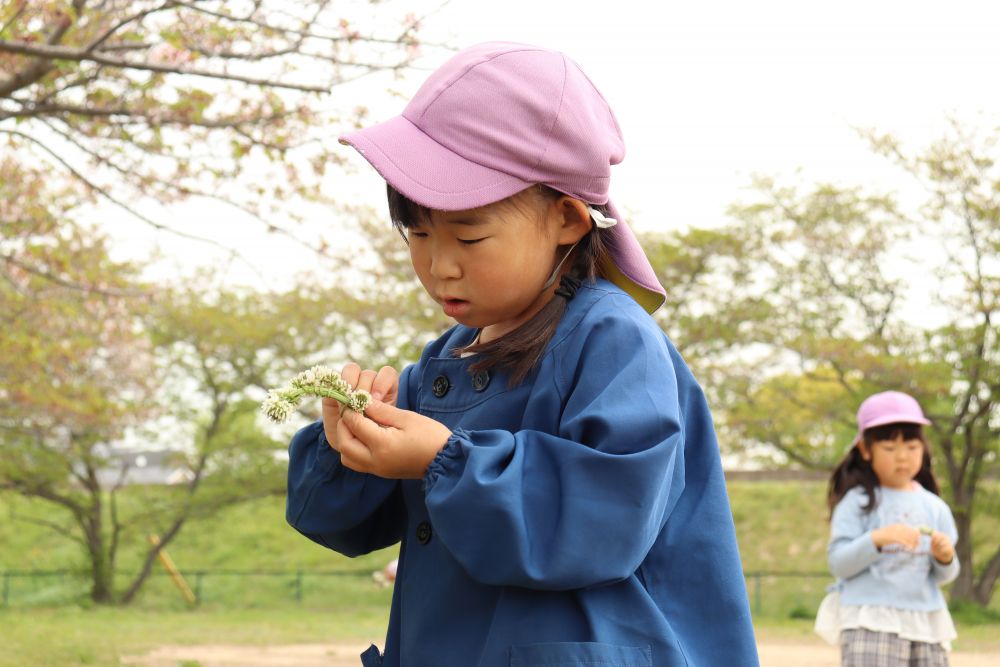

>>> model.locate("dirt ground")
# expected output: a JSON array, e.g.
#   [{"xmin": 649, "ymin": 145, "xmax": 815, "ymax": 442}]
[{"xmin": 121, "ymin": 640, "xmax": 1000, "ymax": 666}]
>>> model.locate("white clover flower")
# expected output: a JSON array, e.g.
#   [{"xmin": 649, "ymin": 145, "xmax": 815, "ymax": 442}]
[
  {"xmin": 310, "ymin": 365, "xmax": 337, "ymax": 383},
  {"xmin": 261, "ymin": 365, "xmax": 371, "ymax": 423},
  {"xmin": 261, "ymin": 390, "xmax": 295, "ymax": 423},
  {"xmin": 347, "ymin": 389, "xmax": 372, "ymax": 414}
]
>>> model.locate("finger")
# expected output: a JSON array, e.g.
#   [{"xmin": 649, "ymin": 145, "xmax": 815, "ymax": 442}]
[
  {"xmin": 321, "ymin": 397, "xmax": 343, "ymax": 447},
  {"xmin": 356, "ymin": 368, "xmax": 378, "ymax": 393},
  {"xmin": 372, "ymin": 366, "xmax": 399, "ymax": 403},
  {"xmin": 337, "ymin": 418, "xmax": 374, "ymax": 472},
  {"xmin": 351, "ymin": 398, "xmax": 405, "ymax": 429},
  {"xmin": 341, "ymin": 407, "xmax": 387, "ymax": 447},
  {"xmin": 341, "ymin": 362, "xmax": 361, "ymax": 389},
  {"xmin": 322, "ymin": 396, "xmax": 343, "ymax": 419}
]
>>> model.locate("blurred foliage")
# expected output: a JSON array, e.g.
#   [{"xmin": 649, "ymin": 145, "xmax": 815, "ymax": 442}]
[
  {"xmin": 646, "ymin": 120, "xmax": 999, "ymax": 605},
  {"xmin": 0, "ymin": 0, "xmax": 439, "ymax": 253},
  {"xmin": 0, "ymin": 0, "xmax": 447, "ymax": 605}
]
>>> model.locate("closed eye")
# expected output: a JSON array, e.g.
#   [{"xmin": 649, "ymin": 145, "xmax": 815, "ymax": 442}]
[{"xmin": 459, "ymin": 237, "xmax": 486, "ymax": 245}]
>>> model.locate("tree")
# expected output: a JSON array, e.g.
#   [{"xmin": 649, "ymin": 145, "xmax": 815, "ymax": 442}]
[
  {"xmin": 1, "ymin": 194, "xmax": 445, "ymax": 604},
  {"xmin": 646, "ymin": 121, "xmax": 999, "ymax": 605},
  {"xmin": 0, "ymin": 0, "xmax": 437, "ymax": 260},
  {"xmin": 0, "ymin": 0, "xmax": 449, "ymax": 604},
  {"xmin": 0, "ymin": 167, "xmax": 158, "ymax": 603},
  {"xmin": 118, "ymin": 275, "xmax": 341, "ymax": 604}
]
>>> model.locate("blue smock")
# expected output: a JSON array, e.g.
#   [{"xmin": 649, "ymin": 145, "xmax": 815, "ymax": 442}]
[{"xmin": 287, "ymin": 279, "xmax": 759, "ymax": 666}]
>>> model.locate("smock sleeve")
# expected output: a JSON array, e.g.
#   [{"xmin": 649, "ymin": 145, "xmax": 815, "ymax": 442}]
[
  {"xmin": 284, "ymin": 367, "xmax": 410, "ymax": 557},
  {"xmin": 828, "ymin": 490, "xmax": 881, "ymax": 580},
  {"xmin": 931, "ymin": 501, "xmax": 960, "ymax": 584},
  {"xmin": 422, "ymin": 309, "xmax": 686, "ymax": 590}
]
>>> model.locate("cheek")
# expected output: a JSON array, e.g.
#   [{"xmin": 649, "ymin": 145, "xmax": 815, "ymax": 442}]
[{"xmin": 409, "ymin": 244, "xmax": 430, "ymax": 279}]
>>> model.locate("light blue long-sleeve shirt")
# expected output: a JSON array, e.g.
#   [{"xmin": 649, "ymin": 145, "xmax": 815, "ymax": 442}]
[
  {"xmin": 828, "ymin": 485, "xmax": 959, "ymax": 611},
  {"xmin": 286, "ymin": 279, "xmax": 758, "ymax": 666}
]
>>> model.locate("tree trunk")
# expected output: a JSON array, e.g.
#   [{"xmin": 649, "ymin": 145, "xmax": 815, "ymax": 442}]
[
  {"xmin": 119, "ymin": 518, "xmax": 188, "ymax": 605},
  {"xmin": 89, "ymin": 551, "xmax": 115, "ymax": 604},
  {"xmin": 973, "ymin": 544, "xmax": 1000, "ymax": 606}
]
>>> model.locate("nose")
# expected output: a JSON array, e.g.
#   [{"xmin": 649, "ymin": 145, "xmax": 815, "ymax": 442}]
[{"xmin": 428, "ymin": 242, "xmax": 461, "ymax": 280}]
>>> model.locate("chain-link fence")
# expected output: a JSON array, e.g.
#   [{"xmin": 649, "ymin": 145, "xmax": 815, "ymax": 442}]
[{"xmin": 2, "ymin": 568, "xmax": 832, "ymax": 618}]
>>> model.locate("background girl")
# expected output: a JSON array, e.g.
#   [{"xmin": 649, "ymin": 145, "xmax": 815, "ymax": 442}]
[
  {"xmin": 816, "ymin": 390, "xmax": 959, "ymax": 666},
  {"xmin": 286, "ymin": 42, "xmax": 758, "ymax": 666}
]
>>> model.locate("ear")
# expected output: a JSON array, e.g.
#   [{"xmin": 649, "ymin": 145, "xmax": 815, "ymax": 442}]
[
  {"xmin": 553, "ymin": 196, "xmax": 593, "ymax": 246},
  {"xmin": 857, "ymin": 441, "xmax": 871, "ymax": 461}
]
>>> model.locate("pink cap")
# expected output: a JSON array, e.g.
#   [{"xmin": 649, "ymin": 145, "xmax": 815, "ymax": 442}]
[
  {"xmin": 856, "ymin": 391, "xmax": 931, "ymax": 433},
  {"xmin": 339, "ymin": 41, "xmax": 666, "ymax": 313}
]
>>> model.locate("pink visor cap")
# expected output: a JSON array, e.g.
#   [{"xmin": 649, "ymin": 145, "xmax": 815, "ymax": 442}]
[
  {"xmin": 338, "ymin": 41, "xmax": 666, "ymax": 313},
  {"xmin": 856, "ymin": 391, "xmax": 932, "ymax": 435}
]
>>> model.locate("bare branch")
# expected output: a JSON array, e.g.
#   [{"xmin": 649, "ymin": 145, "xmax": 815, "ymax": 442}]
[
  {"xmin": 84, "ymin": 2, "xmax": 177, "ymax": 53},
  {"xmin": 0, "ymin": 1, "xmax": 28, "ymax": 36},
  {"xmin": 7, "ymin": 510, "xmax": 87, "ymax": 548},
  {"xmin": 35, "ymin": 117, "xmax": 333, "ymax": 260},
  {"xmin": 0, "ymin": 128, "xmax": 256, "ymax": 265},
  {"xmin": 0, "ymin": 4, "xmax": 80, "ymax": 97},
  {"xmin": 170, "ymin": 0, "xmax": 449, "ymax": 49},
  {"xmin": 0, "ymin": 252, "xmax": 145, "ymax": 297},
  {"xmin": 0, "ymin": 39, "xmax": 332, "ymax": 92}
]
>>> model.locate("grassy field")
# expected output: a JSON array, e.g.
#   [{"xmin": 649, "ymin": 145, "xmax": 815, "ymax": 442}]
[{"xmin": 2, "ymin": 480, "xmax": 998, "ymax": 666}]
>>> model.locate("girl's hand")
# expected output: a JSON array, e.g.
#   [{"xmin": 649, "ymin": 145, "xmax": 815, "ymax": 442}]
[
  {"xmin": 337, "ymin": 399, "xmax": 452, "ymax": 479},
  {"xmin": 871, "ymin": 523, "xmax": 920, "ymax": 551},
  {"xmin": 322, "ymin": 363, "xmax": 399, "ymax": 452},
  {"xmin": 930, "ymin": 531, "xmax": 956, "ymax": 565}
]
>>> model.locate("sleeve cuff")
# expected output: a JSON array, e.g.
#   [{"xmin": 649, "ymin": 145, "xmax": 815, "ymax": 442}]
[
  {"xmin": 314, "ymin": 427, "xmax": 343, "ymax": 473},
  {"xmin": 932, "ymin": 555, "xmax": 960, "ymax": 583},
  {"xmin": 423, "ymin": 429, "xmax": 467, "ymax": 492}
]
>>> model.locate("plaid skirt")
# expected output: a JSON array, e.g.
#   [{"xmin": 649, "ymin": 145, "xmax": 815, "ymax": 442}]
[{"xmin": 841, "ymin": 628, "xmax": 949, "ymax": 667}]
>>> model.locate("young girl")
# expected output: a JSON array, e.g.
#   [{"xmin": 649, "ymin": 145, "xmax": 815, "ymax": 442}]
[
  {"xmin": 286, "ymin": 42, "xmax": 758, "ymax": 666},
  {"xmin": 816, "ymin": 390, "xmax": 959, "ymax": 666}
]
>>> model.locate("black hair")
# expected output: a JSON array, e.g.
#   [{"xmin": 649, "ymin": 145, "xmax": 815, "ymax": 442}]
[
  {"xmin": 827, "ymin": 422, "xmax": 940, "ymax": 517},
  {"xmin": 386, "ymin": 183, "xmax": 612, "ymax": 386}
]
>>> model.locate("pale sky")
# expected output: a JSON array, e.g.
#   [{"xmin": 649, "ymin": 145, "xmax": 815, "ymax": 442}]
[{"xmin": 110, "ymin": 0, "xmax": 1000, "ymax": 286}]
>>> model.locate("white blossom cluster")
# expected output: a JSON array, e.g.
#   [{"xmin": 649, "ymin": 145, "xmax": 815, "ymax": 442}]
[{"xmin": 261, "ymin": 365, "xmax": 372, "ymax": 423}]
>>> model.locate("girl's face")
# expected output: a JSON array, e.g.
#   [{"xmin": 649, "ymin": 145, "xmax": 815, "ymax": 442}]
[
  {"xmin": 861, "ymin": 435, "xmax": 925, "ymax": 490},
  {"xmin": 407, "ymin": 191, "xmax": 587, "ymax": 343}
]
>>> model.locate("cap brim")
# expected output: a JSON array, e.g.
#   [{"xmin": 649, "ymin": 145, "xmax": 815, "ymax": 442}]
[
  {"xmin": 339, "ymin": 116, "xmax": 532, "ymax": 211},
  {"xmin": 862, "ymin": 413, "xmax": 932, "ymax": 429}
]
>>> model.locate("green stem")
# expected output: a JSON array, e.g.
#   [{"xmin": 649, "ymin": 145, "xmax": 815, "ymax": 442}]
[{"xmin": 282, "ymin": 385, "xmax": 352, "ymax": 405}]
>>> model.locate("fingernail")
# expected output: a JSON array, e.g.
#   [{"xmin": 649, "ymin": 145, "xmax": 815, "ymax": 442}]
[{"xmin": 372, "ymin": 391, "xmax": 384, "ymax": 401}]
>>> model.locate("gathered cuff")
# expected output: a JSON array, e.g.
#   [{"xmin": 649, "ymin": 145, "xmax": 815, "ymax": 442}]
[
  {"xmin": 315, "ymin": 427, "xmax": 343, "ymax": 473},
  {"xmin": 932, "ymin": 554, "xmax": 960, "ymax": 584},
  {"xmin": 423, "ymin": 429, "xmax": 467, "ymax": 492}
]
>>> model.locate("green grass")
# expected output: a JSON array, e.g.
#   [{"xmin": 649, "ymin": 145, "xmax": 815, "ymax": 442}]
[
  {"xmin": 0, "ymin": 605, "xmax": 391, "ymax": 667},
  {"xmin": 2, "ymin": 480, "xmax": 999, "ymax": 665},
  {"xmin": 0, "ymin": 490, "xmax": 399, "ymax": 608}
]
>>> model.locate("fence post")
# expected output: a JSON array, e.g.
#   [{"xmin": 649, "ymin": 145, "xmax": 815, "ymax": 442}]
[
  {"xmin": 2, "ymin": 572, "xmax": 9, "ymax": 607},
  {"xmin": 194, "ymin": 572, "xmax": 204, "ymax": 607},
  {"xmin": 753, "ymin": 572, "xmax": 762, "ymax": 616}
]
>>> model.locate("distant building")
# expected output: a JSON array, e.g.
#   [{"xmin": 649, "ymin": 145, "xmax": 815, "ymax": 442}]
[{"xmin": 91, "ymin": 449, "xmax": 195, "ymax": 489}]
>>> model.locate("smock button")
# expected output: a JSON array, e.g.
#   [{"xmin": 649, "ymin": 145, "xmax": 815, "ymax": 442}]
[
  {"xmin": 431, "ymin": 375, "xmax": 450, "ymax": 398},
  {"xmin": 471, "ymin": 370, "xmax": 490, "ymax": 392},
  {"xmin": 416, "ymin": 521, "xmax": 432, "ymax": 545}
]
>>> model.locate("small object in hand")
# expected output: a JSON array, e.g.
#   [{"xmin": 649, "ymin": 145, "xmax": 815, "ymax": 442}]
[
  {"xmin": 918, "ymin": 524, "xmax": 934, "ymax": 536},
  {"xmin": 261, "ymin": 365, "xmax": 372, "ymax": 423}
]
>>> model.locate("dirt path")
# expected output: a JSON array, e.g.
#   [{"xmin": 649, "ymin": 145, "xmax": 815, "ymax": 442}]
[{"xmin": 122, "ymin": 640, "xmax": 1000, "ymax": 666}]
